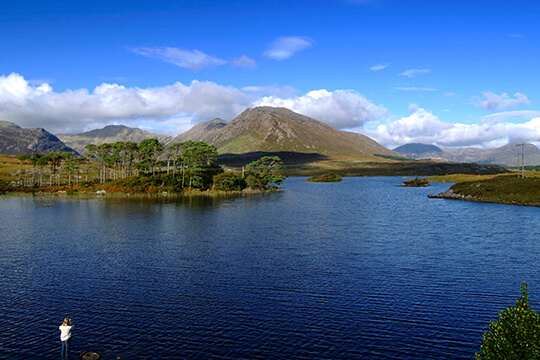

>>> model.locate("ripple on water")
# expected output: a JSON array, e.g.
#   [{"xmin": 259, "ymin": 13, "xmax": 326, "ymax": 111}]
[{"xmin": 0, "ymin": 179, "xmax": 539, "ymax": 359}]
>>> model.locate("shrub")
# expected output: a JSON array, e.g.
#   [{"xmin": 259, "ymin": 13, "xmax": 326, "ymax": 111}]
[
  {"xmin": 476, "ymin": 282, "xmax": 540, "ymax": 359},
  {"xmin": 213, "ymin": 172, "xmax": 246, "ymax": 191}
]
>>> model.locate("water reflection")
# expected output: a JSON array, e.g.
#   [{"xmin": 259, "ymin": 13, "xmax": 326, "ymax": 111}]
[{"xmin": 0, "ymin": 178, "xmax": 539, "ymax": 359}]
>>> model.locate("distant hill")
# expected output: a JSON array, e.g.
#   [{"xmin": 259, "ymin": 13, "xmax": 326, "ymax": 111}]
[
  {"xmin": 394, "ymin": 142, "xmax": 540, "ymax": 166},
  {"xmin": 394, "ymin": 143, "xmax": 443, "ymax": 159},
  {"xmin": 167, "ymin": 107, "xmax": 399, "ymax": 159},
  {"xmin": 0, "ymin": 121, "xmax": 77, "ymax": 155},
  {"xmin": 58, "ymin": 125, "xmax": 171, "ymax": 154}
]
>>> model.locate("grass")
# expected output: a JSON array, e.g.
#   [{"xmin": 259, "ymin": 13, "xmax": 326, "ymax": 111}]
[
  {"xmin": 373, "ymin": 153, "xmax": 415, "ymax": 162},
  {"xmin": 449, "ymin": 175, "xmax": 540, "ymax": 206},
  {"xmin": 0, "ymin": 155, "xmax": 21, "ymax": 182},
  {"xmin": 305, "ymin": 173, "xmax": 343, "ymax": 182},
  {"xmin": 428, "ymin": 173, "xmax": 504, "ymax": 183},
  {"xmin": 428, "ymin": 171, "xmax": 540, "ymax": 183}
]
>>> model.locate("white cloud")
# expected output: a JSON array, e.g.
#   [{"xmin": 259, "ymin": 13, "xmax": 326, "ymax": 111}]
[
  {"xmin": 481, "ymin": 110, "xmax": 540, "ymax": 124},
  {"xmin": 264, "ymin": 36, "xmax": 314, "ymax": 60},
  {"xmin": 473, "ymin": 91, "xmax": 530, "ymax": 111},
  {"xmin": 5, "ymin": 72, "xmax": 538, "ymax": 149},
  {"xmin": 0, "ymin": 72, "xmax": 387, "ymax": 135},
  {"xmin": 363, "ymin": 107, "xmax": 540, "ymax": 149},
  {"xmin": 232, "ymin": 55, "xmax": 257, "ymax": 68},
  {"xmin": 130, "ymin": 47, "xmax": 227, "ymax": 70},
  {"xmin": 399, "ymin": 69, "xmax": 431, "ymax": 78},
  {"xmin": 255, "ymin": 89, "xmax": 387, "ymax": 129},
  {"xmin": 0, "ymin": 73, "xmax": 252, "ymax": 134},
  {"xmin": 370, "ymin": 62, "xmax": 390, "ymax": 71}
]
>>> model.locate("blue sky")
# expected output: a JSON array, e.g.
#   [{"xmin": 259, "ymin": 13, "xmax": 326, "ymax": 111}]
[{"xmin": 1, "ymin": 0, "xmax": 539, "ymax": 149}]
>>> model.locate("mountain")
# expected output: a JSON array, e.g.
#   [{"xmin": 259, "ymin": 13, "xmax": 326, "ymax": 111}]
[
  {"xmin": 394, "ymin": 143, "xmax": 443, "ymax": 159},
  {"xmin": 0, "ymin": 121, "xmax": 77, "ymax": 155},
  {"xmin": 167, "ymin": 107, "xmax": 399, "ymax": 159},
  {"xmin": 58, "ymin": 125, "xmax": 172, "ymax": 154},
  {"xmin": 394, "ymin": 142, "xmax": 540, "ymax": 166}
]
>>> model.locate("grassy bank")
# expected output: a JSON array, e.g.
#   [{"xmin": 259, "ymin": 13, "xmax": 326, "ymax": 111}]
[{"xmin": 429, "ymin": 174, "xmax": 540, "ymax": 207}]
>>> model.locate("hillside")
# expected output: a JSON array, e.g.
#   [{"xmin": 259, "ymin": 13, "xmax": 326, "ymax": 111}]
[
  {"xmin": 0, "ymin": 121, "xmax": 77, "ymax": 155},
  {"xmin": 167, "ymin": 107, "xmax": 400, "ymax": 160},
  {"xmin": 394, "ymin": 142, "xmax": 540, "ymax": 166},
  {"xmin": 394, "ymin": 143, "xmax": 443, "ymax": 159},
  {"xmin": 429, "ymin": 175, "xmax": 540, "ymax": 207},
  {"xmin": 58, "ymin": 125, "xmax": 172, "ymax": 154}
]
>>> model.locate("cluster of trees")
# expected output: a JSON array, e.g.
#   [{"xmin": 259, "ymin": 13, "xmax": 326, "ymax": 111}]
[
  {"xmin": 14, "ymin": 139, "xmax": 287, "ymax": 192},
  {"xmin": 16, "ymin": 151, "xmax": 87, "ymax": 187}
]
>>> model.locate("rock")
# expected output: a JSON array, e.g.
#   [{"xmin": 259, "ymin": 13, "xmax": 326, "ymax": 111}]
[
  {"xmin": 96, "ymin": 190, "xmax": 106, "ymax": 195},
  {"xmin": 79, "ymin": 350, "xmax": 101, "ymax": 360}
]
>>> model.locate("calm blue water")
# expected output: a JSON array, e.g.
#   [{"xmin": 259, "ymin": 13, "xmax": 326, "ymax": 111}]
[{"xmin": 1, "ymin": 177, "xmax": 540, "ymax": 359}]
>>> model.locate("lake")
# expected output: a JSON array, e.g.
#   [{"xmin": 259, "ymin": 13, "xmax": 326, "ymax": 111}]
[{"xmin": 1, "ymin": 177, "xmax": 539, "ymax": 359}]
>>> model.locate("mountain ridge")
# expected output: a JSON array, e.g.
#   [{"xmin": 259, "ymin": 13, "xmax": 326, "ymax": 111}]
[
  {"xmin": 167, "ymin": 106, "xmax": 399, "ymax": 159},
  {"xmin": 58, "ymin": 125, "xmax": 172, "ymax": 154},
  {"xmin": 0, "ymin": 121, "xmax": 77, "ymax": 155},
  {"xmin": 394, "ymin": 142, "xmax": 540, "ymax": 166}
]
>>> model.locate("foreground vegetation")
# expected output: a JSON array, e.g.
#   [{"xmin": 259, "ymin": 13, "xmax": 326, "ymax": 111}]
[
  {"xmin": 429, "ymin": 174, "xmax": 540, "ymax": 207},
  {"xmin": 476, "ymin": 283, "xmax": 540, "ymax": 359},
  {"xmin": 0, "ymin": 140, "xmax": 287, "ymax": 195}
]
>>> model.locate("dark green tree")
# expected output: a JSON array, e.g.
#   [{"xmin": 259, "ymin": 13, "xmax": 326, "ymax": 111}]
[
  {"xmin": 179, "ymin": 141, "xmax": 219, "ymax": 188},
  {"xmin": 213, "ymin": 172, "xmax": 246, "ymax": 191},
  {"xmin": 166, "ymin": 143, "xmax": 183, "ymax": 176},
  {"xmin": 29, "ymin": 153, "xmax": 43, "ymax": 186},
  {"xmin": 46, "ymin": 152, "xmax": 64, "ymax": 185},
  {"xmin": 245, "ymin": 156, "xmax": 286, "ymax": 189},
  {"xmin": 476, "ymin": 282, "xmax": 540, "ymax": 360},
  {"xmin": 136, "ymin": 138, "xmax": 163, "ymax": 175}
]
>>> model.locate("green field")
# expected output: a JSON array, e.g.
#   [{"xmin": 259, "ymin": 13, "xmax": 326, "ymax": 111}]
[{"xmin": 429, "ymin": 174, "xmax": 540, "ymax": 207}]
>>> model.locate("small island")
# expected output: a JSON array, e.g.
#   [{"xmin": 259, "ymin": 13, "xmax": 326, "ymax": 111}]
[
  {"xmin": 429, "ymin": 175, "xmax": 540, "ymax": 207},
  {"xmin": 397, "ymin": 177, "xmax": 430, "ymax": 187},
  {"xmin": 305, "ymin": 173, "xmax": 343, "ymax": 183},
  {"xmin": 0, "ymin": 141, "xmax": 287, "ymax": 196}
]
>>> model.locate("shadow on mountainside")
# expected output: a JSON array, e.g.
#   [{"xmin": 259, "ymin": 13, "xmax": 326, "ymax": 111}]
[{"xmin": 217, "ymin": 152, "xmax": 329, "ymax": 168}]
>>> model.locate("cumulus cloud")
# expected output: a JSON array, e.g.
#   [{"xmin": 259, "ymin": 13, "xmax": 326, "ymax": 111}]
[
  {"xmin": 363, "ymin": 107, "xmax": 540, "ymax": 149},
  {"xmin": 232, "ymin": 55, "xmax": 257, "ymax": 68},
  {"xmin": 370, "ymin": 62, "xmax": 390, "ymax": 71},
  {"xmin": 0, "ymin": 73, "xmax": 251, "ymax": 134},
  {"xmin": 254, "ymin": 89, "xmax": 387, "ymax": 129},
  {"xmin": 473, "ymin": 91, "xmax": 530, "ymax": 111},
  {"xmin": 130, "ymin": 46, "xmax": 227, "ymax": 70},
  {"xmin": 264, "ymin": 36, "xmax": 314, "ymax": 60},
  {"xmin": 399, "ymin": 68, "xmax": 431, "ymax": 78},
  {"xmin": 0, "ymin": 72, "xmax": 387, "ymax": 135}
]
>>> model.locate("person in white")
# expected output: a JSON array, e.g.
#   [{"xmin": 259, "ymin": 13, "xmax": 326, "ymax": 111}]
[{"xmin": 59, "ymin": 318, "xmax": 74, "ymax": 360}]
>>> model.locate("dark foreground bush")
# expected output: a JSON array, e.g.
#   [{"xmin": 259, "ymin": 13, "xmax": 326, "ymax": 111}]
[
  {"xmin": 476, "ymin": 282, "xmax": 540, "ymax": 359},
  {"xmin": 213, "ymin": 172, "xmax": 246, "ymax": 191}
]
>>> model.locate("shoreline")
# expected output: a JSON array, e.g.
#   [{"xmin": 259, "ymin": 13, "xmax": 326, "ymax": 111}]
[
  {"xmin": 0, "ymin": 187, "xmax": 280, "ymax": 199},
  {"xmin": 428, "ymin": 176, "xmax": 540, "ymax": 207}
]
